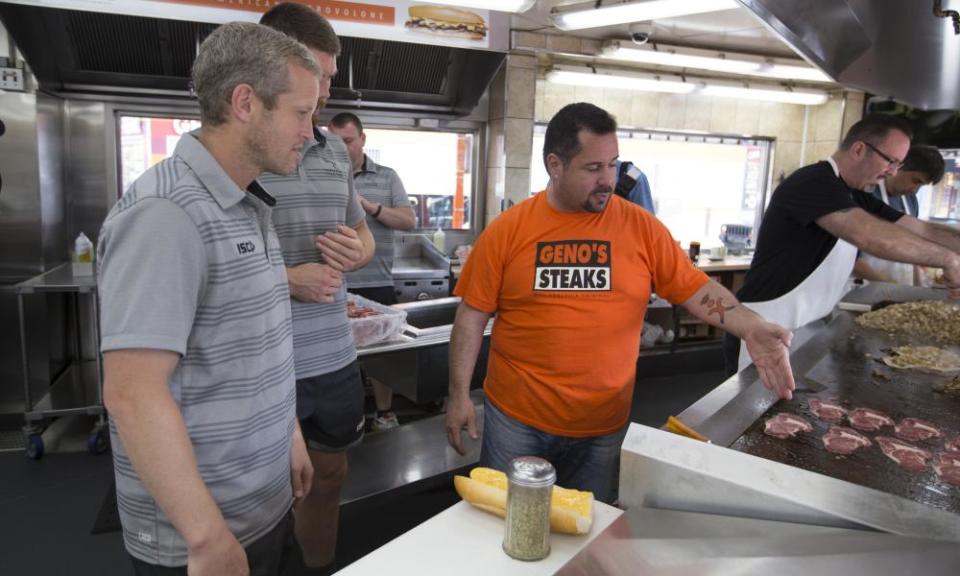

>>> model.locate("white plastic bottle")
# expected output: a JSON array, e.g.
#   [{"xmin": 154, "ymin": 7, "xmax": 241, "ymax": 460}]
[
  {"xmin": 72, "ymin": 232, "xmax": 94, "ymax": 276},
  {"xmin": 433, "ymin": 225, "xmax": 446, "ymax": 254}
]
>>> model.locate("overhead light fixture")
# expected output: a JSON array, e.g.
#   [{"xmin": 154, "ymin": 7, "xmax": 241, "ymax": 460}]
[
  {"xmin": 546, "ymin": 66, "xmax": 696, "ymax": 94},
  {"xmin": 420, "ymin": 0, "xmax": 536, "ymax": 13},
  {"xmin": 552, "ymin": 0, "xmax": 739, "ymax": 31},
  {"xmin": 601, "ymin": 41, "xmax": 834, "ymax": 83},
  {"xmin": 545, "ymin": 64, "xmax": 829, "ymax": 105},
  {"xmin": 699, "ymin": 83, "xmax": 828, "ymax": 105}
]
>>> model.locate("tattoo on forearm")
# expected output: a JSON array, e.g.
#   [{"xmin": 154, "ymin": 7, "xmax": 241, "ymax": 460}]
[{"xmin": 702, "ymin": 294, "xmax": 736, "ymax": 324}]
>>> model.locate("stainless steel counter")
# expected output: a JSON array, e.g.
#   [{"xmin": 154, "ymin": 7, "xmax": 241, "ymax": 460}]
[
  {"xmin": 356, "ymin": 297, "xmax": 492, "ymax": 403},
  {"xmin": 15, "ymin": 262, "xmax": 97, "ymax": 293},
  {"xmin": 619, "ymin": 283, "xmax": 960, "ymax": 542},
  {"xmin": 556, "ymin": 506, "xmax": 960, "ymax": 576}
]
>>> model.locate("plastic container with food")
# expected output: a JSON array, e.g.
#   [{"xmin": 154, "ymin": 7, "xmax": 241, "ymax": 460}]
[{"xmin": 346, "ymin": 292, "xmax": 407, "ymax": 348}]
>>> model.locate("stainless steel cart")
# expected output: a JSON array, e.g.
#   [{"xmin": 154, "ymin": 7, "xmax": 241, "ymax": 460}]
[{"xmin": 16, "ymin": 263, "xmax": 106, "ymax": 459}]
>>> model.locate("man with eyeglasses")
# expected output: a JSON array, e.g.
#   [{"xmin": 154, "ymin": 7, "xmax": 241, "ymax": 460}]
[
  {"xmin": 854, "ymin": 145, "xmax": 947, "ymax": 285},
  {"xmin": 724, "ymin": 114, "xmax": 960, "ymax": 376}
]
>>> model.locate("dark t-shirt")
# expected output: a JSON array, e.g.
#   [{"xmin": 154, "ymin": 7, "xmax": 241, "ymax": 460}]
[{"xmin": 738, "ymin": 161, "xmax": 903, "ymax": 303}]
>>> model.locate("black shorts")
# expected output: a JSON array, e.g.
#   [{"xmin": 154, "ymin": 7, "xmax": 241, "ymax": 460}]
[
  {"xmin": 296, "ymin": 360, "xmax": 365, "ymax": 452},
  {"xmin": 350, "ymin": 285, "xmax": 397, "ymax": 305}
]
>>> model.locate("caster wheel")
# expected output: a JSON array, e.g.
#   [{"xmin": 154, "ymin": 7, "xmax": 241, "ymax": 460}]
[
  {"xmin": 88, "ymin": 428, "xmax": 109, "ymax": 454},
  {"xmin": 25, "ymin": 434, "xmax": 44, "ymax": 460}
]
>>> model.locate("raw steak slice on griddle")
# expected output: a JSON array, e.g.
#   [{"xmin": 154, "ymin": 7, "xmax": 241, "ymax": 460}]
[
  {"xmin": 893, "ymin": 417, "xmax": 943, "ymax": 442},
  {"xmin": 945, "ymin": 436, "xmax": 960, "ymax": 454},
  {"xmin": 809, "ymin": 399, "xmax": 847, "ymax": 423},
  {"xmin": 876, "ymin": 436, "xmax": 933, "ymax": 473},
  {"xmin": 934, "ymin": 452, "xmax": 960, "ymax": 486},
  {"xmin": 821, "ymin": 426, "xmax": 872, "ymax": 455},
  {"xmin": 763, "ymin": 413, "xmax": 813, "ymax": 440},
  {"xmin": 848, "ymin": 407, "xmax": 895, "ymax": 432}
]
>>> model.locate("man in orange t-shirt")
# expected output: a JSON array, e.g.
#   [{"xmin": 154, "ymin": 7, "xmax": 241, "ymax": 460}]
[{"xmin": 446, "ymin": 103, "xmax": 796, "ymax": 502}]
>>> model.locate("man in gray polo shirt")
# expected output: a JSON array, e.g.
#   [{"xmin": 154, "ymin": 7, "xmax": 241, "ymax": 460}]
[
  {"xmin": 260, "ymin": 3, "xmax": 375, "ymax": 569},
  {"xmin": 328, "ymin": 112, "xmax": 416, "ymax": 431},
  {"xmin": 98, "ymin": 22, "xmax": 317, "ymax": 575}
]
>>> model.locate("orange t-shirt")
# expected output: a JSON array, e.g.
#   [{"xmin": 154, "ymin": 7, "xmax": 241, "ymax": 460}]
[{"xmin": 455, "ymin": 192, "xmax": 709, "ymax": 437}]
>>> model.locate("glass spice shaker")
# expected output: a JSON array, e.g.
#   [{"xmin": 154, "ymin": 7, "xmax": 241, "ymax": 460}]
[{"xmin": 503, "ymin": 456, "xmax": 555, "ymax": 561}]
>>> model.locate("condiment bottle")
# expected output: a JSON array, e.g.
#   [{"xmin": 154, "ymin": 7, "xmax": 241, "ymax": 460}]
[
  {"xmin": 688, "ymin": 241, "xmax": 701, "ymax": 262},
  {"xmin": 72, "ymin": 232, "xmax": 94, "ymax": 276},
  {"xmin": 503, "ymin": 456, "xmax": 555, "ymax": 561}
]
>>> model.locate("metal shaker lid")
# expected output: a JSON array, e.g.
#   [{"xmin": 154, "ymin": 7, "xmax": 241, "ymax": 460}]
[{"xmin": 506, "ymin": 456, "xmax": 556, "ymax": 487}]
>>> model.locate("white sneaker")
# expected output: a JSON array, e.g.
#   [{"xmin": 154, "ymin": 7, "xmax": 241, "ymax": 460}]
[{"xmin": 371, "ymin": 413, "xmax": 399, "ymax": 432}]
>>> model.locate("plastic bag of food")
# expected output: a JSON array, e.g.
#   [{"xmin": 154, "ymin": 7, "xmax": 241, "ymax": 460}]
[{"xmin": 346, "ymin": 292, "xmax": 407, "ymax": 348}]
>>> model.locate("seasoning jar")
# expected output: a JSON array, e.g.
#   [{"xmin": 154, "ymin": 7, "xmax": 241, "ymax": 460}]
[{"xmin": 502, "ymin": 456, "xmax": 555, "ymax": 561}]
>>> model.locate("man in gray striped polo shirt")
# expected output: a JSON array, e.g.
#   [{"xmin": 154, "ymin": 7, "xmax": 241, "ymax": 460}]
[
  {"xmin": 98, "ymin": 22, "xmax": 317, "ymax": 575},
  {"xmin": 329, "ymin": 112, "xmax": 416, "ymax": 431},
  {"xmin": 260, "ymin": 3, "xmax": 375, "ymax": 569}
]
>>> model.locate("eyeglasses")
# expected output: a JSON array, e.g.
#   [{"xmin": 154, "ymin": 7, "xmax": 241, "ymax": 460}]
[{"xmin": 862, "ymin": 141, "xmax": 904, "ymax": 169}]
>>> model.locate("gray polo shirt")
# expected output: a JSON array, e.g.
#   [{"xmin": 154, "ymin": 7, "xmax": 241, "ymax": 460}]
[
  {"xmin": 260, "ymin": 129, "xmax": 364, "ymax": 380},
  {"xmin": 346, "ymin": 155, "xmax": 412, "ymax": 289},
  {"xmin": 98, "ymin": 132, "xmax": 296, "ymax": 566}
]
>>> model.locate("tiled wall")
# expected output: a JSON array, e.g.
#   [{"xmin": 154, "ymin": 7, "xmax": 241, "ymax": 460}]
[
  {"xmin": 534, "ymin": 80, "xmax": 865, "ymax": 186},
  {"xmin": 485, "ymin": 54, "xmax": 537, "ymax": 226},
  {"xmin": 485, "ymin": 30, "xmax": 866, "ymax": 226}
]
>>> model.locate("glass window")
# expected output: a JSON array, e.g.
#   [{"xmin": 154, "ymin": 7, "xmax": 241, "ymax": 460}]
[
  {"xmin": 361, "ymin": 129, "xmax": 475, "ymax": 231},
  {"xmin": 530, "ymin": 126, "xmax": 771, "ymax": 249},
  {"xmin": 117, "ymin": 117, "xmax": 478, "ymax": 231},
  {"xmin": 118, "ymin": 115, "xmax": 201, "ymax": 195},
  {"xmin": 922, "ymin": 149, "xmax": 959, "ymax": 221}
]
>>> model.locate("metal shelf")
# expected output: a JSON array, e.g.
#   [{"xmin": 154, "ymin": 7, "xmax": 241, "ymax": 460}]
[{"xmin": 24, "ymin": 360, "xmax": 103, "ymax": 421}]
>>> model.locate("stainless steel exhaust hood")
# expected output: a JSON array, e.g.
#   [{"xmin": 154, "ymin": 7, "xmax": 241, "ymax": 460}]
[
  {"xmin": 740, "ymin": 0, "xmax": 960, "ymax": 111},
  {"xmin": 0, "ymin": 3, "xmax": 504, "ymax": 115}
]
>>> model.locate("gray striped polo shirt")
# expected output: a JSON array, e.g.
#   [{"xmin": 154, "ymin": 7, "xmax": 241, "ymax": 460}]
[
  {"xmin": 98, "ymin": 132, "xmax": 296, "ymax": 567},
  {"xmin": 260, "ymin": 130, "xmax": 364, "ymax": 380},
  {"xmin": 346, "ymin": 155, "xmax": 412, "ymax": 289}
]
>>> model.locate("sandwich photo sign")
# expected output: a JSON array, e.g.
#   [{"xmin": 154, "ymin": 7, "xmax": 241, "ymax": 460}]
[
  {"xmin": 17, "ymin": 1, "xmax": 506, "ymax": 50},
  {"xmin": 405, "ymin": 3, "xmax": 488, "ymax": 44}
]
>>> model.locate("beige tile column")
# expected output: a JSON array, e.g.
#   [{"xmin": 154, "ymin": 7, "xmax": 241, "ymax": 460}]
[{"xmin": 485, "ymin": 53, "xmax": 537, "ymax": 227}]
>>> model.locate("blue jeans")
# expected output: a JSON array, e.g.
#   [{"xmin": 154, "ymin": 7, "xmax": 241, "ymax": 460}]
[{"xmin": 480, "ymin": 399, "xmax": 628, "ymax": 504}]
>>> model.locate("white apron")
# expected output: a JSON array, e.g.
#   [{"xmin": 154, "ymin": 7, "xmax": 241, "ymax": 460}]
[
  {"xmin": 738, "ymin": 159, "xmax": 859, "ymax": 370},
  {"xmin": 859, "ymin": 180, "xmax": 915, "ymax": 285}
]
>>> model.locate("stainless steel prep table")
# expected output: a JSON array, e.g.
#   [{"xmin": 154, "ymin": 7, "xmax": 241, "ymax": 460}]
[
  {"xmin": 355, "ymin": 297, "xmax": 493, "ymax": 403},
  {"xmin": 16, "ymin": 263, "xmax": 107, "ymax": 459}
]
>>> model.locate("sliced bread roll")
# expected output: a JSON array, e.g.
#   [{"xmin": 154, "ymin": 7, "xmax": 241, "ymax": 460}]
[{"xmin": 453, "ymin": 467, "xmax": 593, "ymax": 535}]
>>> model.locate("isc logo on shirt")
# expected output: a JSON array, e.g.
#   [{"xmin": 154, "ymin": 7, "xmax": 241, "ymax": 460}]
[
  {"xmin": 534, "ymin": 240, "xmax": 611, "ymax": 291},
  {"xmin": 235, "ymin": 239, "xmax": 259, "ymax": 256}
]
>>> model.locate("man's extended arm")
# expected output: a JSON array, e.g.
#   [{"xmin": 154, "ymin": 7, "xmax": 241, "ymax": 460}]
[
  {"xmin": 817, "ymin": 208, "xmax": 960, "ymax": 297},
  {"xmin": 681, "ymin": 280, "xmax": 795, "ymax": 399}
]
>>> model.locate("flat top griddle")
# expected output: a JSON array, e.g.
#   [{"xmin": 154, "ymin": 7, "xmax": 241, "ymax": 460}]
[{"xmin": 729, "ymin": 310, "xmax": 960, "ymax": 516}]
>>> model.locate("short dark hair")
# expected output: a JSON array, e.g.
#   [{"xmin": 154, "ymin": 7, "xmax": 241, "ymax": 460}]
[
  {"xmin": 901, "ymin": 145, "xmax": 946, "ymax": 184},
  {"xmin": 543, "ymin": 102, "xmax": 617, "ymax": 169},
  {"xmin": 260, "ymin": 2, "xmax": 341, "ymax": 56},
  {"xmin": 192, "ymin": 22, "xmax": 320, "ymax": 126},
  {"xmin": 329, "ymin": 111, "xmax": 364, "ymax": 134},
  {"xmin": 839, "ymin": 114, "xmax": 913, "ymax": 151}
]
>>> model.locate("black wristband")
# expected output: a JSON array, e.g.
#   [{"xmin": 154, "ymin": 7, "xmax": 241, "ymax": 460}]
[{"xmin": 372, "ymin": 204, "xmax": 383, "ymax": 218}]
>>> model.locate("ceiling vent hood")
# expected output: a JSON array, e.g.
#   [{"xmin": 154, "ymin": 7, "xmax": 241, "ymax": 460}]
[
  {"xmin": 0, "ymin": 4, "xmax": 505, "ymax": 116},
  {"xmin": 739, "ymin": 0, "xmax": 960, "ymax": 111}
]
